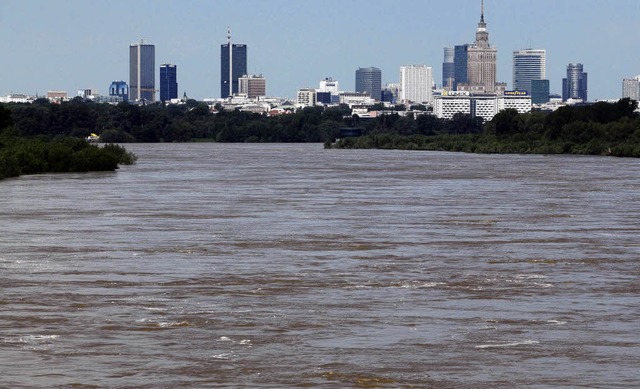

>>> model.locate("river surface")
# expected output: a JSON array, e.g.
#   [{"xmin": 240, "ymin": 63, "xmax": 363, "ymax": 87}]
[{"xmin": 1, "ymin": 143, "xmax": 639, "ymax": 388}]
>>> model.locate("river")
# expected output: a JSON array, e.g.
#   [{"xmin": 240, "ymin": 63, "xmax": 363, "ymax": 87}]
[{"xmin": 1, "ymin": 143, "xmax": 639, "ymax": 388}]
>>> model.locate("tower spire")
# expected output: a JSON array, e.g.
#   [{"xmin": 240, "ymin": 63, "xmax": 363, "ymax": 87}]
[{"xmin": 481, "ymin": 0, "xmax": 484, "ymax": 23}]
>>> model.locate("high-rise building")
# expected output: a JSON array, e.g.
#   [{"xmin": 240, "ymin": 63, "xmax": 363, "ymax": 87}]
[
  {"xmin": 467, "ymin": 0, "xmax": 497, "ymax": 93},
  {"xmin": 453, "ymin": 44, "xmax": 469, "ymax": 91},
  {"xmin": 562, "ymin": 63, "xmax": 588, "ymax": 101},
  {"xmin": 622, "ymin": 76, "xmax": 640, "ymax": 101},
  {"xmin": 160, "ymin": 64, "xmax": 178, "ymax": 102},
  {"xmin": 109, "ymin": 81, "xmax": 129, "ymax": 101},
  {"xmin": 238, "ymin": 74, "xmax": 266, "ymax": 98},
  {"xmin": 355, "ymin": 67, "xmax": 382, "ymax": 101},
  {"xmin": 513, "ymin": 49, "xmax": 546, "ymax": 94},
  {"xmin": 442, "ymin": 47, "xmax": 455, "ymax": 91},
  {"xmin": 221, "ymin": 28, "xmax": 247, "ymax": 98},
  {"xmin": 129, "ymin": 40, "xmax": 155, "ymax": 101},
  {"xmin": 531, "ymin": 79, "xmax": 550, "ymax": 104},
  {"xmin": 400, "ymin": 65, "xmax": 433, "ymax": 104}
]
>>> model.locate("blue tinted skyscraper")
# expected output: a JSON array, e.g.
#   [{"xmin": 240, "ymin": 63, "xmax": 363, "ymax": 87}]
[
  {"xmin": 221, "ymin": 28, "xmax": 247, "ymax": 98},
  {"xmin": 453, "ymin": 44, "xmax": 469, "ymax": 91},
  {"xmin": 355, "ymin": 67, "xmax": 382, "ymax": 101},
  {"xmin": 129, "ymin": 40, "xmax": 155, "ymax": 101},
  {"xmin": 160, "ymin": 64, "xmax": 178, "ymax": 102}
]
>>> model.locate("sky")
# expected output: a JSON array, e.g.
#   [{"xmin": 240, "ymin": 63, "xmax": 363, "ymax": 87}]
[{"xmin": 1, "ymin": 0, "xmax": 639, "ymax": 101}]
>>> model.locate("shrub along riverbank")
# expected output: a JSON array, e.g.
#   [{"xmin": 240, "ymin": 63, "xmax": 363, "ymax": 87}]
[{"xmin": 0, "ymin": 105, "xmax": 137, "ymax": 180}]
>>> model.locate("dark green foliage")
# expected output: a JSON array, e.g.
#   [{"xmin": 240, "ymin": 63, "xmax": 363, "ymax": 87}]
[
  {"xmin": 3, "ymin": 98, "xmax": 640, "ymax": 158},
  {"xmin": 331, "ymin": 99, "xmax": 640, "ymax": 157}
]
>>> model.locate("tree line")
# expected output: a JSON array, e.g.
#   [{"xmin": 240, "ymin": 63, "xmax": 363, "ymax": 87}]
[
  {"xmin": 333, "ymin": 99, "xmax": 640, "ymax": 157},
  {"xmin": 2, "ymin": 97, "xmax": 640, "ymax": 158}
]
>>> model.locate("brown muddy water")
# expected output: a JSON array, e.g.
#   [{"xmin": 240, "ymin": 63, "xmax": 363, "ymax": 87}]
[{"xmin": 1, "ymin": 143, "xmax": 639, "ymax": 388}]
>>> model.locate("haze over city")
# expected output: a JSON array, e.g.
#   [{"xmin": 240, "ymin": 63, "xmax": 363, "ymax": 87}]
[{"xmin": 1, "ymin": 0, "xmax": 639, "ymax": 100}]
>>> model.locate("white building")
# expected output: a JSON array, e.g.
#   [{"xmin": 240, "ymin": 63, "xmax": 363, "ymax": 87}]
[
  {"xmin": 318, "ymin": 77, "xmax": 340, "ymax": 95},
  {"xmin": 513, "ymin": 49, "xmax": 546, "ymax": 94},
  {"xmin": 296, "ymin": 88, "xmax": 317, "ymax": 107},
  {"xmin": 622, "ymin": 76, "xmax": 640, "ymax": 101},
  {"xmin": 399, "ymin": 65, "xmax": 433, "ymax": 104},
  {"xmin": 338, "ymin": 92, "xmax": 374, "ymax": 107},
  {"xmin": 434, "ymin": 92, "xmax": 531, "ymax": 121}
]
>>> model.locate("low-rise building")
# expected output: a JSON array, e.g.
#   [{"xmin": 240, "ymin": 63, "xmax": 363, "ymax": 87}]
[{"xmin": 434, "ymin": 91, "xmax": 531, "ymax": 121}]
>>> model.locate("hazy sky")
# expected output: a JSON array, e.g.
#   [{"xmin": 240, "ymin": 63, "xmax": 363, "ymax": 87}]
[{"xmin": 1, "ymin": 0, "xmax": 639, "ymax": 100}]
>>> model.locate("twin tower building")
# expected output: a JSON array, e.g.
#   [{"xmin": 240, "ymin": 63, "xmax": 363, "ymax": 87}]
[{"xmin": 127, "ymin": 29, "xmax": 254, "ymax": 103}]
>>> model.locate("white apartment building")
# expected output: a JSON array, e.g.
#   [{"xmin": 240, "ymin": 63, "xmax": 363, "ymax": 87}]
[
  {"xmin": 399, "ymin": 65, "xmax": 433, "ymax": 104},
  {"xmin": 434, "ymin": 92, "xmax": 531, "ymax": 121}
]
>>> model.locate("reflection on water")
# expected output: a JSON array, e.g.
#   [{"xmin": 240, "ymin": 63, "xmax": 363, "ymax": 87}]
[{"xmin": 1, "ymin": 143, "xmax": 639, "ymax": 387}]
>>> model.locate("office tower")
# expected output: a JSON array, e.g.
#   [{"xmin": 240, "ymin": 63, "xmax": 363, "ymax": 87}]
[
  {"xmin": 622, "ymin": 76, "xmax": 640, "ymax": 101},
  {"xmin": 400, "ymin": 65, "xmax": 433, "ymax": 104},
  {"xmin": 129, "ymin": 40, "xmax": 155, "ymax": 101},
  {"xmin": 453, "ymin": 44, "xmax": 469, "ymax": 91},
  {"xmin": 160, "ymin": 64, "xmax": 178, "ymax": 102},
  {"xmin": 238, "ymin": 74, "xmax": 266, "ymax": 98},
  {"xmin": 443, "ymin": 47, "xmax": 455, "ymax": 91},
  {"xmin": 355, "ymin": 67, "xmax": 382, "ymax": 101},
  {"xmin": 467, "ymin": 0, "xmax": 497, "ymax": 93},
  {"xmin": 221, "ymin": 28, "xmax": 247, "ymax": 98},
  {"xmin": 109, "ymin": 80, "xmax": 129, "ymax": 101},
  {"xmin": 562, "ymin": 63, "xmax": 588, "ymax": 101},
  {"xmin": 513, "ymin": 49, "xmax": 546, "ymax": 94},
  {"xmin": 531, "ymin": 79, "xmax": 550, "ymax": 104}
]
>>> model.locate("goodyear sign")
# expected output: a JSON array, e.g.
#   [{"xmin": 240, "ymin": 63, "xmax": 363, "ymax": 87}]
[{"xmin": 504, "ymin": 90, "xmax": 529, "ymax": 96}]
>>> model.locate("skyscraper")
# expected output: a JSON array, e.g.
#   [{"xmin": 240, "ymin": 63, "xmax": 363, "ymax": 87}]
[
  {"xmin": 453, "ymin": 44, "xmax": 469, "ymax": 91},
  {"xmin": 467, "ymin": 0, "xmax": 497, "ymax": 93},
  {"xmin": 355, "ymin": 67, "xmax": 382, "ymax": 101},
  {"xmin": 400, "ymin": 65, "xmax": 433, "ymax": 104},
  {"xmin": 129, "ymin": 40, "xmax": 155, "ymax": 101},
  {"xmin": 160, "ymin": 64, "xmax": 178, "ymax": 102},
  {"xmin": 513, "ymin": 49, "xmax": 546, "ymax": 94},
  {"xmin": 562, "ymin": 63, "xmax": 588, "ymax": 101},
  {"xmin": 442, "ymin": 47, "xmax": 455, "ymax": 91},
  {"xmin": 221, "ymin": 28, "xmax": 247, "ymax": 98}
]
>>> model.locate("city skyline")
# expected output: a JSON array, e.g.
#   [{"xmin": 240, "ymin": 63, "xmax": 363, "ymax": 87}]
[{"xmin": 1, "ymin": 0, "xmax": 639, "ymax": 100}]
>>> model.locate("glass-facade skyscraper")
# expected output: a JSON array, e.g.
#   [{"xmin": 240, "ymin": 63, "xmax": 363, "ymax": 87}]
[
  {"xmin": 355, "ymin": 67, "xmax": 382, "ymax": 101},
  {"xmin": 129, "ymin": 40, "xmax": 155, "ymax": 101},
  {"xmin": 221, "ymin": 30, "xmax": 247, "ymax": 98},
  {"xmin": 513, "ymin": 49, "xmax": 546, "ymax": 94},
  {"xmin": 453, "ymin": 44, "xmax": 469, "ymax": 91},
  {"xmin": 562, "ymin": 63, "xmax": 588, "ymax": 102},
  {"xmin": 442, "ymin": 47, "xmax": 455, "ymax": 91},
  {"xmin": 160, "ymin": 64, "xmax": 178, "ymax": 102}
]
